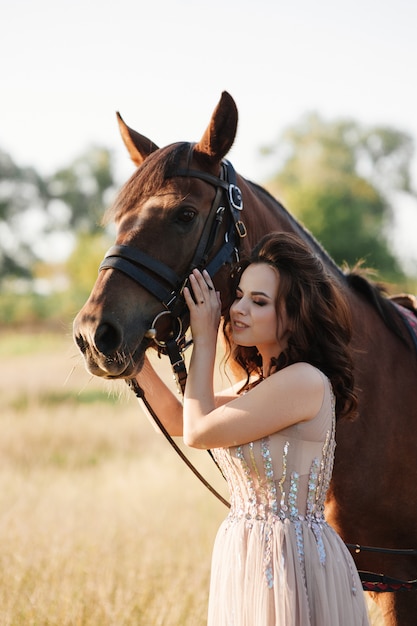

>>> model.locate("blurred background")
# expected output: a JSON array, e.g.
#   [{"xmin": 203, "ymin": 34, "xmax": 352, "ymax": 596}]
[{"xmin": 1, "ymin": 0, "xmax": 415, "ymax": 623}]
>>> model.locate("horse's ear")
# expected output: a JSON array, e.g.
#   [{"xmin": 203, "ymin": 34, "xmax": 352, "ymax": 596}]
[
  {"xmin": 116, "ymin": 112, "xmax": 159, "ymax": 166},
  {"xmin": 194, "ymin": 91, "xmax": 238, "ymax": 165}
]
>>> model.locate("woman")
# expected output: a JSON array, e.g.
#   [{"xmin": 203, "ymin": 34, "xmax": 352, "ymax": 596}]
[{"xmin": 135, "ymin": 232, "xmax": 370, "ymax": 625}]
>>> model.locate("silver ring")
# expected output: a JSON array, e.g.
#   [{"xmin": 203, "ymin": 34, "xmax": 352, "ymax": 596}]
[{"xmin": 146, "ymin": 310, "xmax": 183, "ymax": 347}]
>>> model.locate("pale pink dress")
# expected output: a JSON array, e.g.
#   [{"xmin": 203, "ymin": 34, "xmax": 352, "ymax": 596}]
[{"xmin": 208, "ymin": 371, "xmax": 369, "ymax": 626}]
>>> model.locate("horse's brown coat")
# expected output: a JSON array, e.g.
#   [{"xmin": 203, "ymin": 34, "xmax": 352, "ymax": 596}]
[{"xmin": 73, "ymin": 92, "xmax": 417, "ymax": 625}]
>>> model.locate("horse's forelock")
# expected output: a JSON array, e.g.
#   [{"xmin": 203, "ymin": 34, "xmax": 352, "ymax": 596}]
[{"xmin": 104, "ymin": 143, "xmax": 192, "ymax": 224}]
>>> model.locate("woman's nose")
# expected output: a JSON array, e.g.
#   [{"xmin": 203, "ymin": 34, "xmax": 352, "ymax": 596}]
[{"xmin": 231, "ymin": 299, "xmax": 246, "ymax": 315}]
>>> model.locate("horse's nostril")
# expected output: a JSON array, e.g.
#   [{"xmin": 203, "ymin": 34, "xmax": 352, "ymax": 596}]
[
  {"xmin": 94, "ymin": 322, "xmax": 122, "ymax": 355},
  {"xmin": 75, "ymin": 334, "xmax": 87, "ymax": 354}
]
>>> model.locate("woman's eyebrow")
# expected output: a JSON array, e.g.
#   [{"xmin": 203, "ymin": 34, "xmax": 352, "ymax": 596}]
[
  {"xmin": 251, "ymin": 291, "xmax": 272, "ymax": 298},
  {"xmin": 236, "ymin": 287, "xmax": 272, "ymax": 299}
]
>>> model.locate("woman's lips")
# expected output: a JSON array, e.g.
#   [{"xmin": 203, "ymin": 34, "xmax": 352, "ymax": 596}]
[{"xmin": 232, "ymin": 319, "xmax": 249, "ymax": 330}]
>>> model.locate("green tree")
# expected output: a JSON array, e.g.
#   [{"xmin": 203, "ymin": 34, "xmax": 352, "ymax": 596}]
[
  {"xmin": 47, "ymin": 146, "xmax": 116, "ymax": 234},
  {"xmin": 0, "ymin": 148, "xmax": 48, "ymax": 282},
  {"xmin": 65, "ymin": 232, "xmax": 112, "ymax": 306},
  {"xmin": 263, "ymin": 113, "xmax": 415, "ymax": 281},
  {"xmin": 0, "ymin": 145, "xmax": 116, "ymax": 285},
  {"xmin": 0, "ymin": 145, "xmax": 117, "ymax": 324}
]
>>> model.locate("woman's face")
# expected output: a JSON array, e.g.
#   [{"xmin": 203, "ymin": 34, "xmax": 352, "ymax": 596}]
[{"xmin": 230, "ymin": 263, "xmax": 286, "ymax": 358}]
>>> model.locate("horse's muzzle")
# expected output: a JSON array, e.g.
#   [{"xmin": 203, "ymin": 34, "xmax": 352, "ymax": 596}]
[{"xmin": 73, "ymin": 316, "xmax": 149, "ymax": 379}]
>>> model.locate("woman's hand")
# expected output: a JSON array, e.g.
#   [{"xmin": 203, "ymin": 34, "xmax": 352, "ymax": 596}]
[
  {"xmin": 182, "ymin": 269, "xmax": 220, "ymax": 445},
  {"xmin": 183, "ymin": 269, "xmax": 221, "ymax": 345}
]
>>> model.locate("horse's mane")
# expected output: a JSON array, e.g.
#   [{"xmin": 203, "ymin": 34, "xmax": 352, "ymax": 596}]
[
  {"xmin": 247, "ymin": 180, "xmax": 410, "ymax": 346},
  {"xmin": 345, "ymin": 270, "xmax": 411, "ymax": 344}
]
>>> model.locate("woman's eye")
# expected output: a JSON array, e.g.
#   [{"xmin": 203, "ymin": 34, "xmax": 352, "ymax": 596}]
[
  {"xmin": 176, "ymin": 208, "xmax": 196, "ymax": 223},
  {"xmin": 253, "ymin": 299, "xmax": 267, "ymax": 307}
]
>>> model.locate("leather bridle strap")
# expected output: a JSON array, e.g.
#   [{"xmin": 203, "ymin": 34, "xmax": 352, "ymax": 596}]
[
  {"xmin": 100, "ymin": 246, "xmax": 181, "ymax": 309},
  {"xmin": 175, "ymin": 160, "xmax": 246, "ymax": 241}
]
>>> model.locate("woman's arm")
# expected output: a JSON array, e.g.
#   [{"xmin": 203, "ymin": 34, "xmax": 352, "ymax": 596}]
[
  {"xmin": 182, "ymin": 270, "xmax": 325, "ymax": 450},
  {"xmin": 184, "ymin": 361, "xmax": 325, "ymax": 449},
  {"xmin": 134, "ymin": 355, "xmax": 184, "ymax": 436}
]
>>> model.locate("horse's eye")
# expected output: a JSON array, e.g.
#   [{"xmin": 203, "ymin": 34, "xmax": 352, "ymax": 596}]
[{"xmin": 176, "ymin": 208, "xmax": 197, "ymax": 223}]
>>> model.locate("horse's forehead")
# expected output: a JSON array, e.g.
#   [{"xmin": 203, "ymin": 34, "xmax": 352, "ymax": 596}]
[
  {"xmin": 116, "ymin": 190, "xmax": 185, "ymax": 232},
  {"xmin": 127, "ymin": 183, "xmax": 186, "ymax": 212},
  {"xmin": 111, "ymin": 175, "xmax": 179, "ymax": 225},
  {"xmin": 113, "ymin": 170, "xmax": 216, "ymax": 228}
]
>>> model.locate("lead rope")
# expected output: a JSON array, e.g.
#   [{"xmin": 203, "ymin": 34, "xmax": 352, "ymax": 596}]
[{"xmin": 127, "ymin": 377, "xmax": 230, "ymax": 509}]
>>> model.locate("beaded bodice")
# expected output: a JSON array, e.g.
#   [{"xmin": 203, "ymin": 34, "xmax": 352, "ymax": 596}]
[
  {"xmin": 211, "ymin": 376, "xmax": 336, "ymax": 588},
  {"xmin": 212, "ymin": 378, "xmax": 335, "ymax": 524}
]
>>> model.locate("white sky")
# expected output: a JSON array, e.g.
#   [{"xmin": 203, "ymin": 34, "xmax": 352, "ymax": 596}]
[{"xmin": 1, "ymin": 0, "xmax": 416, "ymax": 269}]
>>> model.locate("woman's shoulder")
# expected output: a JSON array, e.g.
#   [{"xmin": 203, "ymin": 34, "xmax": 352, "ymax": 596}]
[
  {"xmin": 267, "ymin": 362, "xmax": 328, "ymax": 423},
  {"xmin": 275, "ymin": 361, "xmax": 327, "ymax": 387}
]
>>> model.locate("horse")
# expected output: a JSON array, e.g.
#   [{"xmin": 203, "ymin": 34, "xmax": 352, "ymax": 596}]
[{"xmin": 73, "ymin": 91, "xmax": 417, "ymax": 625}]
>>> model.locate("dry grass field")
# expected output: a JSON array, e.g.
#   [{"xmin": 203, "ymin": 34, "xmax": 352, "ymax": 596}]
[{"xmin": 0, "ymin": 330, "xmax": 383, "ymax": 625}]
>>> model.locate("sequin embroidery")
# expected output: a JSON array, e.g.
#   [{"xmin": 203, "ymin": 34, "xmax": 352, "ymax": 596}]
[
  {"xmin": 261, "ymin": 438, "xmax": 280, "ymax": 516},
  {"xmin": 210, "ymin": 379, "xmax": 357, "ymax": 598}
]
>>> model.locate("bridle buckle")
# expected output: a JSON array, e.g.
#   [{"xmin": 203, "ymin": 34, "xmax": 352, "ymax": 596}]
[{"xmin": 228, "ymin": 183, "xmax": 243, "ymax": 211}]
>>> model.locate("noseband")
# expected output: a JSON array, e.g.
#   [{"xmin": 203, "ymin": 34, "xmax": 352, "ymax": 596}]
[{"xmin": 99, "ymin": 158, "xmax": 246, "ymax": 392}]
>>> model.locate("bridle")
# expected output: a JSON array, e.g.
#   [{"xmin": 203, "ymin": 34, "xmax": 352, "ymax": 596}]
[
  {"xmin": 98, "ymin": 157, "xmax": 246, "ymax": 509},
  {"xmin": 99, "ymin": 158, "xmax": 246, "ymax": 394}
]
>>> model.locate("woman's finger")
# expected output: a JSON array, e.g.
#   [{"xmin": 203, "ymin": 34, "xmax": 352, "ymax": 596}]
[
  {"xmin": 202, "ymin": 269, "xmax": 214, "ymax": 291},
  {"xmin": 185, "ymin": 270, "xmax": 219, "ymax": 313},
  {"xmin": 193, "ymin": 269, "xmax": 215, "ymax": 297},
  {"xmin": 183, "ymin": 285, "xmax": 193, "ymax": 306},
  {"xmin": 189, "ymin": 272, "xmax": 205, "ymax": 303}
]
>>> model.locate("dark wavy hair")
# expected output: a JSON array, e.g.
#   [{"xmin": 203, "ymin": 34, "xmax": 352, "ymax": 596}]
[{"xmin": 223, "ymin": 232, "xmax": 357, "ymax": 421}]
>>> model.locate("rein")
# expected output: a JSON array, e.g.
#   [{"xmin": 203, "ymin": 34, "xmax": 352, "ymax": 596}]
[
  {"xmin": 99, "ymin": 157, "xmax": 245, "ymax": 508},
  {"xmin": 345, "ymin": 544, "xmax": 417, "ymax": 592}
]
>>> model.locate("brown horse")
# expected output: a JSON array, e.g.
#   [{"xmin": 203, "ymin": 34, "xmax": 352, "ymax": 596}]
[{"xmin": 73, "ymin": 92, "xmax": 417, "ymax": 625}]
